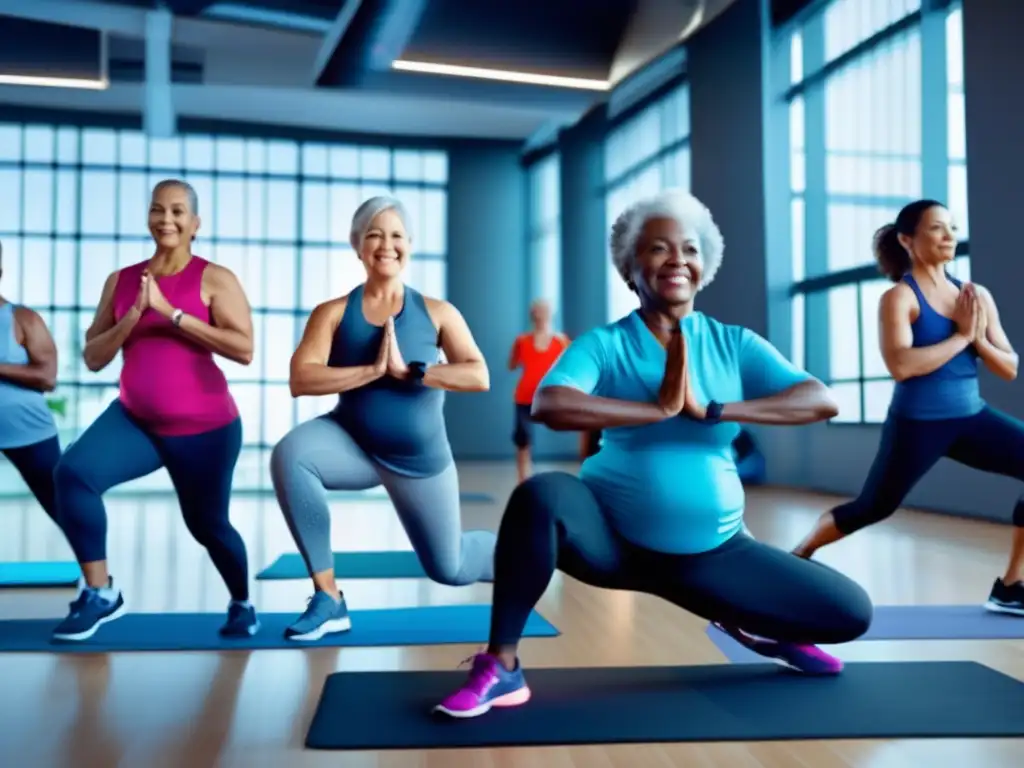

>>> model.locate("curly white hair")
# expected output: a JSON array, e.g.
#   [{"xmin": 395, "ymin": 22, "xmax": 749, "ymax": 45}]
[
  {"xmin": 609, "ymin": 189, "xmax": 725, "ymax": 290},
  {"xmin": 349, "ymin": 195, "xmax": 412, "ymax": 251}
]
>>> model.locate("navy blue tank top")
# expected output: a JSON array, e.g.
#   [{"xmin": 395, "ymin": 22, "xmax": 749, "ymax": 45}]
[
  {"xmin": 889, "ymin": 274, "xmax": 983, "ymax": 420},
  {"xmin": 328, "ymin": 284, "xmax": 452, "ymax": 477}
]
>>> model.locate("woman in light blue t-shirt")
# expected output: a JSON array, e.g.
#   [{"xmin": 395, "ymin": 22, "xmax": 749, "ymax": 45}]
[
  {"xmin": 0, "ymin": 242, "xmax": 62, "ymax": 529},
  {"xmin": 434, "ymin": 189, "xmax": 874, "ymax": 720}
]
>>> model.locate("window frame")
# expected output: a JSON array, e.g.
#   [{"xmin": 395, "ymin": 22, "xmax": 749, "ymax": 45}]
[{"xmin": 784, "ymin": 0, "xmax": 968, "ymax": 425}]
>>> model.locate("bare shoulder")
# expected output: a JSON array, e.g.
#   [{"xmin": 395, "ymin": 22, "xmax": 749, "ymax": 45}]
[
  {"xmin": 309, "ymin": 295, "xmax": 349, "ymax": 327},
  {"xmin": 203, "ymin": 261, "xmax": 243, "ymax": 291},
  {"xmin": 423, "ymin": 295, "xmax": 461, "ymax": 327},
  {"xmin": 882, "ymin": 281, "xmax": 914, "ymax": 307},
  {"xmin": 12, "ymin": 305, "xmax": 45, "ymax": 329}
]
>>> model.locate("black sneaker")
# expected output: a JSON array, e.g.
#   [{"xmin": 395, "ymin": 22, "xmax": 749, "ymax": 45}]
[{"xmin": 984, "ymin": 578, "xmax": 1024, "ymax": 616}]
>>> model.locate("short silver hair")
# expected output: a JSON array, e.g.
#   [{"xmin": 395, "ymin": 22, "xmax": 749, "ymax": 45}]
[
  {"xmin": 350, "ymin": 195, "xmax": 411, "ymax": 251},
  {"xmin": 609, "ymin": 189, "xmax": 725, "ymax": 290},
  {"xmin": 152, "ymin": 178, "xmax": 199, "ymax": 214}
]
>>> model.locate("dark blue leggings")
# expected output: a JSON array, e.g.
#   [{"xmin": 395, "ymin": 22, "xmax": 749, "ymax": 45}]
[
  {"xmin": 2, "ymin": 435, "xmax": 62, "ymax": 523},
  {"xmin": 490, "ymin": 472, "xmax": 873, "ymax": 649},
  {"xmin": 833, "ymin": 405, "xmax": 1024, "ymax": 534},
  {"xmin": 53, "ymin": 401, "xmax": 250, "ymax": 601}
]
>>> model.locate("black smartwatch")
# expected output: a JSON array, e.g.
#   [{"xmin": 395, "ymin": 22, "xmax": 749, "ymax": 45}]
[
  {"xmin": 407, "ymin": 361, "xmax": 428, "ymax": 383},
  {"xmin": 704, "ymin": 400, "xmax": 724, "ymax": 424}
]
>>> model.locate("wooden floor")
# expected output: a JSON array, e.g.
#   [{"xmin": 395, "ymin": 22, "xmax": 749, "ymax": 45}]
[{"xmin": 0, "ymin": 460, "xmax": 1022, "ymax": 768}]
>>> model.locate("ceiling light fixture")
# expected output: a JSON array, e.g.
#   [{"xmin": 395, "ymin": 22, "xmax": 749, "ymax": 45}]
[
  {"xmin": 0, "ymin": 74, "xmax": 109, "ymax": 90},
  {"xmin": 392, "ymin": 60, "xmax": 609, "ymax": 91}
]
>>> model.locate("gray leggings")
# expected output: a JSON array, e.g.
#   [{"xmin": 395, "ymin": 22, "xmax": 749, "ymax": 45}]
[{"xmin": 269, "ymin": 416, "xmax": 496, "ymax": 585}]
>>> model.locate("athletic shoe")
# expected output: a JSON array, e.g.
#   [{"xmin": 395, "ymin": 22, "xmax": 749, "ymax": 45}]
[
  {"xmin": 985, "ymin": 578, "xmax": 1024, "ymax": 616},
  {"xmin": 433, "ymin": 653, "xmax": 531, "ymax": 718},
  {"xmin": 52, "ymin": 579, "xmax": 126, "ymax": 642},
  {"xmin": 220, "ymin": 600, "xmax": 260, "ymax": 637},
  {"xmin": 715, "ymin": 622, "xmax": 843, "ymax": 674},
  {"xmin": 284, "ymin": 591, "xmax": 351, "ymax": 641}
]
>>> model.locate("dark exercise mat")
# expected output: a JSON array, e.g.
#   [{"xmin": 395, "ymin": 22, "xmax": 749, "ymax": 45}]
[
  {"xmin": 257, "ymin": 551, "xmax": 427, "ymax": 580},
  {"xmin": 305, "ymin": 661, "xmax": 1024, "ymax": 749},
  {"xmin": 0, "ymin": 561, "xmax": 79, "ymax": 588},
  {"xmin": 0, "ymin": 605, "xmax": 558, "ymax": 654}
]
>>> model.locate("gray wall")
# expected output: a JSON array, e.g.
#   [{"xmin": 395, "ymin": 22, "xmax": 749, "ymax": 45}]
[
  {"xmin": 684, "ymin": 0, "xmax": 1024, "ymax": 522},
  {"xmin": 444, "ymin": 143, "xmax": 529, "ymax": 459}
]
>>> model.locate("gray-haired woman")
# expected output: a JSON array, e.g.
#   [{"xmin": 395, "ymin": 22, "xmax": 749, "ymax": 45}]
[
  {"xmin": 434, "ymin": 189, "xmax": 873, "ymax": 719},
  {"xmin": 270, "ymin": 196, "xmax": 497, "ymax": 641}
]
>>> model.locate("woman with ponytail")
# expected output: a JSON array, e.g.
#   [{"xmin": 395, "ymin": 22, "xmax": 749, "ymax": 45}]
[{"xmin": 792, "ymin": 199, "xmax": 1024, "ymax": 617}]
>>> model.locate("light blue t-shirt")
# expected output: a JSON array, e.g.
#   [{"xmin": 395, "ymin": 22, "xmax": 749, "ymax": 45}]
[{"xmin": 539, "ymin": 310, "xmax": 811, "ymax": 555}]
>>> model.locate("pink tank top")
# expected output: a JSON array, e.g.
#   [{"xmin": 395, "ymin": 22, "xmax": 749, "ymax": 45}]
[{"xmin": 113, "ymin": 256, "xmax": 239, "ymax": 436}]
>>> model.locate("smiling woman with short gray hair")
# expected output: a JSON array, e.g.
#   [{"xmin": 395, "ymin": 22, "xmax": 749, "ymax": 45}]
[{"xmin": 434, "ymin": 188, "xmax": 874, "ymax": 720}]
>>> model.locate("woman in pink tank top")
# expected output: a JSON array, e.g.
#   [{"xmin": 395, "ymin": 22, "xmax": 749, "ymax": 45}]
[{"xmin": 49, "ymin": 179, "xmax": 260, "ymax": 643}]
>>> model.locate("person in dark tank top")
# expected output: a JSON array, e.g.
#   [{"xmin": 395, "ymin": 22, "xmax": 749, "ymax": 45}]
[
  {"xmin": 269, "ymin": 195, "xmax": 498, "ymax": 642},
  {"xmin": 793, "ymin": 198, "xmax": 1024, "ymax": 617}
]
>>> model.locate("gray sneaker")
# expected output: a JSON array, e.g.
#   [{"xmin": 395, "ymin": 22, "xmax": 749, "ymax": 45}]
[{"xmin": 284, "ymin": 591, "xmax": 351, "ymax": 641}]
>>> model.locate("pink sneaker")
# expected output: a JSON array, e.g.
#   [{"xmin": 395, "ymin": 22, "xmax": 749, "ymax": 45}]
[
  {"xmin": 433, "ymin": 653, "xmax": 532, "ymax": 719},
  {"xmin": 716, "ymin": 623, "xmax": 843, "ymax": 675}
]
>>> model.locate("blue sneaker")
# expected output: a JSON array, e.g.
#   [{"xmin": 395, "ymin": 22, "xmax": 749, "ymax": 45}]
[
  {"xmin": 284, "ymin": 591, "xmax": 351, "ymax": 641},
  {"xmin": 220, "ymin": 601, "xmax": 260, "ymax": 638},
  {"xmin": 433, "ymin": 653, "xmax": 531, "ymax": 718},
  {"xmin": 52, "ymin": 582, "xmax": 126, "ymax": 642}
]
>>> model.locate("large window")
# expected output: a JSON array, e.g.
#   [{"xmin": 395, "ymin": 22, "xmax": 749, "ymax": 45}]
[
  {"xmin": 0, "ymin": 122, "xmax": 447, "ymax": 492},
  {"xmin": 603, "ymin": 84, "xmax": 690, "ymax": 321},
  {"xmin": 786, "ymin": 0, "xmax": 968, "ymax": 424},
  {"xmin": 526, "ymin": 152, "xmax": 561, "ymax": 323}
]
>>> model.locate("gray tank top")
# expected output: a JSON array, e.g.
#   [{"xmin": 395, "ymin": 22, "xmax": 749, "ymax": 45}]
[
  {"xmin": 328, "ymin": 284, "xmax": 452, "ymax": 477},
  {"xmin": 0, "ymin": 303, "xmax": 58, "ymax": 450}
]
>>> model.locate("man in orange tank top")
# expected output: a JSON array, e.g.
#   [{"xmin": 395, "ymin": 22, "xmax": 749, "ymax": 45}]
[{"xmin": 509, "ymin": 300, "xmax": 569, "ymax": 483}]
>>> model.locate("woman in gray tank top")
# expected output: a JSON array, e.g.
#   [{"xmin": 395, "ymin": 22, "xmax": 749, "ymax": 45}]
[
  {"xmin": 269, "ymin": 196, "xmax": 497, "ymax": 641},
  {"xmin": 0, "ymin": 241, "xmax": 63, "ymax": 532}
]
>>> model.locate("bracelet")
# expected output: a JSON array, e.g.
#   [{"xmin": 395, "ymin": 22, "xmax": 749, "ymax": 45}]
[{"xmin": 171, "ymin": 308, "xmax": 184, "ymax": 327}]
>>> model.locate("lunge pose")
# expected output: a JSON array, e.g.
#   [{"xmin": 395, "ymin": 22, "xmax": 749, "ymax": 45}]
[
  {"xmin": 792, "ymin": 199, "xmax": 1024, "ymax": 615},
  {"xmin": 51, "ymin": 179, "xmax": 257, "ymax": 642},
  {"xmin": 0, "ymin": 241, "xmax": 62, "ymax": 529},
  {"xmin": 270, "ymin": 196, "xmax": 497, "ymax": 642},
  {"xmin": 509, "ymin": 300, "xmax": 569, "ymax": 482},
  {"xmin": 434, "ymin": 190, "xmax": 873, "ymax": 719}
]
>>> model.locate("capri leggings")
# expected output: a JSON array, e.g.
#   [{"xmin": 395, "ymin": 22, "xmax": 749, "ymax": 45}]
[
  {"xmin": 832, "ymin": 405, "xmax": 1024, "ymax": 535},
  {"xmin": 269, "ymin": 415, "xmax": 496, "ymax": 586},
  {"xmin": 488, "ymin": 471, "xmax": 873, "ymax": 648},
  {"xmin": 54, "ymin": 401, "xmax": 250, "ymax": 600},
  {"xmin": 2, "ymin": 435, "xmax": 61, "ymax": 524}
]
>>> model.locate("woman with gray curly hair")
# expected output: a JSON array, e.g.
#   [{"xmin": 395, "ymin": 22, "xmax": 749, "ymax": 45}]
[
  {"xmin": 434, "ymin": 189, "xmax": 874, "ymax": 720},
  {"xmin": 270, "ymin": 195, "xmax": 497, "ymax": 642}
]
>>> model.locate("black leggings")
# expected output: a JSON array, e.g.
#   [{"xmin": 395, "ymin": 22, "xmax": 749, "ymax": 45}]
[
  {"xmin": 54, "ymin": 401, "xmax": 250, "ymax": 601},
  {"xmin": 2, "ymin": 435, "xmax": 62, "ymax": 523},
  {"xmin": 833, "ymin": 406, "xmax": 1024, "ymax": 535},
  {"xmin": 489, "ymin": 471, "xmax": 873, "ymax": 648}
]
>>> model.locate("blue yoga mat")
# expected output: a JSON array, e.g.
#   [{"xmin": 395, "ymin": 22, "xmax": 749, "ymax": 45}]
[
  {"xmin": 706, "ymin": 605, "xmax": 1024, "ymax": 663},
  {"xmin": 257, "ymin": 550, "xmax": 430, "ymax": 580},
  {"xmin": 0, "ymin": 561, "xmax": 80, "ymax": 588},
  {"xmin": 0, "ymin": 604, "xmax": 559, "ymax": 654}
]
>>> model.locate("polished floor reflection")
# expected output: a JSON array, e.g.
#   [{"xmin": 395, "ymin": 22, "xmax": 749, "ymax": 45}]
[{"xmin": 0, "ymin": 462, "xmax": 1022, "ymax": 767}]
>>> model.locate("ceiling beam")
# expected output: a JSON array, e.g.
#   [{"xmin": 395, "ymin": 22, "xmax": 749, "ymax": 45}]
[
  {"xmin": 0, "ymin": 0, "xmax": 146, "ymax": 37},
  {"xmin": 366, "ymin": 0, "xmax": 428, "ymax": 71},
  {"xmin": 311, "ymin": 0, "xmax": 364, "ymax": 84}
]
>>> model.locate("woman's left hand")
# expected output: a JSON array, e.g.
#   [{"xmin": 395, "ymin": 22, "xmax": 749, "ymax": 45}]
[
  {"xmin": 681, "ymin": 345, "xmax": 707, "ymax": 420},
  {"xmin": 385, "ymin": 317, "xmax": 409, "ymax": 379},
  {"xmin": 972, "ymin": 286, "xmax": 989, "ymax": 345},
  {"xmin": 145, "ymin": 273, "xmax": 174, "ymax": 318}
]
